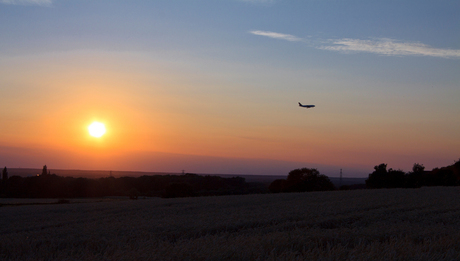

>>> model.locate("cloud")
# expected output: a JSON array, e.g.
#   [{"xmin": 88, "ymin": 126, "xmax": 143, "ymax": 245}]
[
  {"xmin": 249, "ymin": 30, "xmax": 460, "ymax": 59},
  {"xmin": 250, "ymin": 30, "xmax": 302, "ymax": 42},
  {"xmin": 320, "ymin": 38, "xmax": 460, "ymax": 59},
  {"xmin": 1, "ymin": 0, "xmax": 52, "ymax": 6}
]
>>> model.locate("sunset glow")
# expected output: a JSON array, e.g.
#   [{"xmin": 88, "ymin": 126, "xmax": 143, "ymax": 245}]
[{"xmin": 0, "ymin": 1, "xmax": 458, "ymax": 177}]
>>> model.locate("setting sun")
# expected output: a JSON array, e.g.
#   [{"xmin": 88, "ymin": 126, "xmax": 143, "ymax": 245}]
[{"xmin": 88, "ymin": 122, "xmax": 106, "ymax": 138}]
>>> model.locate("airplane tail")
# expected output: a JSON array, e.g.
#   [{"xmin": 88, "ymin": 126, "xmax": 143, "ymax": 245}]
[{"xmin": 298, "ymin": 102, "xmax": 302, "ymax": 106}]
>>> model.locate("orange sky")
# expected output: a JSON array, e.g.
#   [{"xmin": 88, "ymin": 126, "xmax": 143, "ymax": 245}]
[
  {"xmin": 1, "ymin": 1, "xmax": 459, "ymax": 177},
  {"xmin": 1, "ymin": 51, "xmax": 458, "ymax": 176}
]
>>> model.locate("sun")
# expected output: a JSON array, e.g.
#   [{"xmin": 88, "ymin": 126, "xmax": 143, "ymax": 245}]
[{"xmin": 88, "ymin": 122, "xmax": 106, "ymax": 138}]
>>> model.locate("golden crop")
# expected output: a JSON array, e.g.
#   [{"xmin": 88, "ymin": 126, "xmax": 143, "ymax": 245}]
[{"xmin": 1, "ymin": 187, "xmax": 460, "ymax": 260}]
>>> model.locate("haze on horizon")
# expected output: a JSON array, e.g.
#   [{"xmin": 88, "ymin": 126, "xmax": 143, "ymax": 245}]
[{"xmin": 0, "ymin": 0, "xmax": 459, "ymax": 177}]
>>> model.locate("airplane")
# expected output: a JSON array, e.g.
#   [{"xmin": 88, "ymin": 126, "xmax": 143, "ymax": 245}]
[{"xmin": 298, "ymin": 102, "xmax": 315, "ymax": 108}]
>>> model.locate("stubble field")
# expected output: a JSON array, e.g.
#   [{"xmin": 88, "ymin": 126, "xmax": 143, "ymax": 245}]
[{"xmin": 1, "ymin": 187, "xmax": 460, "ymax": 260}]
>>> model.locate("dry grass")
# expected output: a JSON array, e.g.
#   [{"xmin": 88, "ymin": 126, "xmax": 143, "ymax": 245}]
[{"xmin": 1, "ymin": 187, "xmax": 460, "ymax": 260}]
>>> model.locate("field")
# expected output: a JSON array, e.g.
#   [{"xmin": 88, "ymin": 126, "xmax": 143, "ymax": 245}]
[{"xmin": 1, "ymin": 187, "xmax": 460, "ymax": 260}]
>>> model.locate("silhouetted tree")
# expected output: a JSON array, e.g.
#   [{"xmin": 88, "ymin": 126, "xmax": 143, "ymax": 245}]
[
  {"xmin": 5, "ymin": 175, "xmax": 23, "ymax": 197},
  {"xmin": 268, "ymin": 179, "xmax": 287, "ymax": 193},
  {"xmin": 407, "ymin": 161, "xmax": 459, "ymax": 187},
  {"xmin": 366, "ymin": 164, "xmax": 388, "ymax": 188},
  {"xmin": 453, "ymin": 159, "xmax": 460, "ymax": 181},
  {"xmin": 1, "ymin": 167, "xmax": 7, "ymax": 195},
  {"xmin": 270, "ymin": 168, "xmax": 335, "ymax": 193},
  {"xmin": 295, "ymin": 168, "xmax": 336, "ymax": 192},
  {"xmin": 2, "ymin": 167, "xmax": 7, "ymax": 184},
  {"xmin": 412, "ymin": 163, "xmax": 425, "ymax": 173},
  {"xmin": 0, "ymin": 172, "xmax": 263, "ymax": 198},
  {"xmin": 366, "ymin": 164, "xmax": 406, "ymax": 188},
  {"xmin": 429, "ymin": 167, "xmax": 457, "ymax": 186},
  {"xmin": 405, "ymin": 163, "xmax": 426, "ymax": 188},
  {"xmin": 387, "ymin": 168, "xmax": 406, "ymax": 187},
  {"xmin": 41, "ymin": 165, "xmax": 48, "ymax": 176}
]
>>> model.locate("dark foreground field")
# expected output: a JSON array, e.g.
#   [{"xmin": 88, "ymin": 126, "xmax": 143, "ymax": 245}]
[{"xmin": 1, "ymin": 187, "xmax": 460, "ymax": 260}]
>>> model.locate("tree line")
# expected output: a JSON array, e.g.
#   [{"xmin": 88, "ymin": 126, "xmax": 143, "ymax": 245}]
[
  {"xmin": 1, "ymin": 159, "xmax": 459, "ymax": 198},
  {"xmin": 268, "ymin": 168, "xmax": 335, "ymax": 193},
  {"xmin": 268, "ymin": 160, "xmax": 460, "ymax": 193},
  {"xmin": 0, "ymin": 166, "xmax": 266, "ymax": 198},
  {"xmin": 365, "ymin": 161, "xmax": 460, "ymax": 189}
]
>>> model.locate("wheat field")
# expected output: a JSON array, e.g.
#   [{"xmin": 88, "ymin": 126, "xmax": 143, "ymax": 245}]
[{"xmin": 1, "ymin": 187, "xmax": 460, "ymax": 260}]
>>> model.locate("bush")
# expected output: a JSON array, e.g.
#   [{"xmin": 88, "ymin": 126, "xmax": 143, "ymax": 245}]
[{"xmin": 269, "ymin": 168, "xmax": 335, "ymax": 193}]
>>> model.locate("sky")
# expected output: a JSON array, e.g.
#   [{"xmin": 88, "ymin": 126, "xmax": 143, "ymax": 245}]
[{"xmin": 0, "ymin": 0, "xmax": 459, "ymax": 177}]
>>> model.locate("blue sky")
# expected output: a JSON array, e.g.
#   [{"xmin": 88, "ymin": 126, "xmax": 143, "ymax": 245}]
[
  {"xmin": 3, "ymin": 0, "xmax": 459, "ymax": 56},
  {"xmin": 0, "ymin": 0, "xmax": 459, "ymax": 176}
]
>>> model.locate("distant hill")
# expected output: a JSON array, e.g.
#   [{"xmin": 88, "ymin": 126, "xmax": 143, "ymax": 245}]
[
  {"xmin": 6, "ymin": 168, "xmax": 176, "ymax": 179},
  {"xmin": 7, "ymin": 168, "xmax": 367, "ymax": 187}
]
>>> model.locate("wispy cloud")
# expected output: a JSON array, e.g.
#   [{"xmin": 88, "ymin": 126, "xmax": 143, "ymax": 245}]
[
  {"xmin": 320, "ymin": 38, "xmax": 460, "ymax": 59},
  {"xmin": 250, "ymin": 30, "xmax": 460, "ymax": 59},
  {"xmin": 250, "ymin": 30, "xmax": 302, "ymax": 42},
  {"xmin": 1, "ymin": 0, "xmax": 52, "ymax": 6}
]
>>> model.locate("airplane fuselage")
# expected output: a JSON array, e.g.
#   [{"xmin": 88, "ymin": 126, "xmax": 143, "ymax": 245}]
[{"xmin": 298, "ymin": 102, "xmax": 315, "ymax": 108}]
